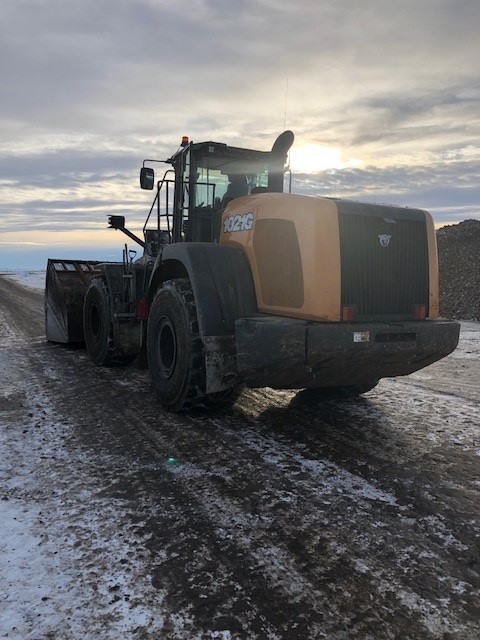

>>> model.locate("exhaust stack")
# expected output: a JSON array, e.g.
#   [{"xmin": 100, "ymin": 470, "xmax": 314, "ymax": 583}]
[{"xmin": 267, "ymin": 130, "xmax": 294, "ymax": 193}]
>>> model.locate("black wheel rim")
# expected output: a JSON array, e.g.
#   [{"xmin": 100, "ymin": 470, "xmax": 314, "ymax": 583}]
[{"xmin": 157, "ymin": 315, "xmax": 176, "ymax": 379}]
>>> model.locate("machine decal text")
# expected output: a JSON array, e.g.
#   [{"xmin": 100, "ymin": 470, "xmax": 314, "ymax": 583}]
[{"xmin": 223, "ymin": 213, "xmax": 254, "ymax": 233}]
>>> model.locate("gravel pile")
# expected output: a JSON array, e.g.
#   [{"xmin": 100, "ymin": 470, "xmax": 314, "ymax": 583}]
[{"xmin": 437, "ymin": 219, "xmax": 480, "ymax": 321}]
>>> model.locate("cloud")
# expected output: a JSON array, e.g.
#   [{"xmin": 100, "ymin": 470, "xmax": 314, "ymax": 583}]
[
  {"xmin": 348, "ymin": 84, "xmax": 480, "ymax": 151},
  {"xmin": 292, "ymin": 155, "xmax": 480, "ymax": 226}
]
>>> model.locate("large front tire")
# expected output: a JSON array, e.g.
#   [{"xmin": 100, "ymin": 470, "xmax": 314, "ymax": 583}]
[
  {"xmin": 83, "ymin": 278, "xmax": 133, "ymax": 366},
  {"xmin": 147, "ymin": 279, "xmax": 206, "ymax": 411}
]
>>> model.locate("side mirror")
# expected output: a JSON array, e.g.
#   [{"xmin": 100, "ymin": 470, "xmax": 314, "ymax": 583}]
[{"xmin": 140, "ymin": 167, "xmax": 155, "ymax": 190}]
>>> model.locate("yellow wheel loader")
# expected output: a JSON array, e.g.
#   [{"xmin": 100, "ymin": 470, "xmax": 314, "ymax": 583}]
[{"xmin": 45, "ymin": 131, "xmax": 459, "ymax": 410}]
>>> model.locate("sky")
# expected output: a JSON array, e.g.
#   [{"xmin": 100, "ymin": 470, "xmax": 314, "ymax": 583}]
[{"xmin": 1, "ymin": 0, "xmax": 479, "ymax": 269}]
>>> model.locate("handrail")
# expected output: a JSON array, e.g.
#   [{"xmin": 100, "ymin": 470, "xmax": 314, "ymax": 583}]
[{"xmin": 143, "ymin": 169, "xmax": 175, "ymax": 235}]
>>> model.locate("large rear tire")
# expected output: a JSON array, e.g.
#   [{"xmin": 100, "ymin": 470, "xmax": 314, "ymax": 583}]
[
  {"xmin": 147, "ymin": 279, "xmax": 206, "ymax": 411},
  {"xmin": 83, "ymin": 278, "xmax": 134, "ymax": 366}
]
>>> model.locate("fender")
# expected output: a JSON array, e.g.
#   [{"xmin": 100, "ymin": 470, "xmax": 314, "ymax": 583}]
[{"xmin": 150, "ymin": 242, "xmax": 257, "ymax": 338}]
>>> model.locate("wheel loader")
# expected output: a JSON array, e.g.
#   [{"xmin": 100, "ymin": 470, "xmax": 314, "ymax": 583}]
[{"xmin": 45, "ymin": 131, "xmax": 460, "ymax": 410}]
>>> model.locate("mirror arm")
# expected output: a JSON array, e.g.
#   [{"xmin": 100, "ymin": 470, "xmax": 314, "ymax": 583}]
[{"xmin": 108, "ymin": 216, "xmax": 146, "ymax": 248}]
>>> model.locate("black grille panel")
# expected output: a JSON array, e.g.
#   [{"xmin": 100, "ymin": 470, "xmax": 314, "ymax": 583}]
[{"xmin": 337, "ymin": 201, "xmax": 429, "ymax": 321}]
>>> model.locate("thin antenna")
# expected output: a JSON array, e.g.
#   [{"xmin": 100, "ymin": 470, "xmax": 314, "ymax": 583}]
[{"xmin": 283, "ymin": 77, "xmax": 289, "ymax": 131}]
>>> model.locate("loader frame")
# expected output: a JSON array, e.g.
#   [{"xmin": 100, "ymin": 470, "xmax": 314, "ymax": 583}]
[{"xmin": 45, "ymin": 131, "xmax": 460, "ymax": 411}]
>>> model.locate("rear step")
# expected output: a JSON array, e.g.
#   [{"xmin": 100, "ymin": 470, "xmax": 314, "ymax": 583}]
[{"xmin": 45, "ymin": 259, "xmax": 105, "ymax": 343}]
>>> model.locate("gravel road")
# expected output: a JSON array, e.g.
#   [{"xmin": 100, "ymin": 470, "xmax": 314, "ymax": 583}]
[{"xmin": 1, "ymin": 275, "xmax": 479, "ymax": 640}]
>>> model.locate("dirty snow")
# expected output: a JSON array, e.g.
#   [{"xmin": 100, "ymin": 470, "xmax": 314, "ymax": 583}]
[{"xmin": 0, "ymin": 327, "xmax": 170, "ymax": 638}]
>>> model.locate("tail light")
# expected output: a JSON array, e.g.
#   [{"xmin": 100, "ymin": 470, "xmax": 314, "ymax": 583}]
[
  {"xmin": 342, "ymin": 305, "xmax": 355, "ymax": 322},
  {"xmin": 414, "ymin": 304, "xmax": 427, "ymax": 320},
  {"xmin": 136, "ymin": 299, "xmax": 149, "ymax": 320}
]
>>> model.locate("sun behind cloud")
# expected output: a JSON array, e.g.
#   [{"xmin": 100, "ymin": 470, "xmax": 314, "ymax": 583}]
[{"xmin": 289, "ymin": 144, "xmax": 363, "ymax": 173}]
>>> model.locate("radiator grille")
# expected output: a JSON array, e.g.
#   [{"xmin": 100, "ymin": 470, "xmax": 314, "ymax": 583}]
[{"xmin": 337, "ymin": 201, "xmax": 429, "ymax": 321}]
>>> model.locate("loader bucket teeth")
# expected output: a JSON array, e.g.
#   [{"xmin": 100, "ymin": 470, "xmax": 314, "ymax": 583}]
[{"xmin": 45, "ymin": 259, "xmax": 105, "ymax": 343}]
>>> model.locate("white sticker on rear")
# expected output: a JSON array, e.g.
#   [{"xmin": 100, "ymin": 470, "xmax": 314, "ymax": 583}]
[
  {"xmin": 354, "ymin": 331, "xmax": 370, "ymax": 343},
  {"xmin": 223, "ymin": 212, "xmax": 254, "ymax": 233}
]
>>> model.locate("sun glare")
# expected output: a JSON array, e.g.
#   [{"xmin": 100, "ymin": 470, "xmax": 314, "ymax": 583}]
[{"xmin": 289, "ymin": 144, "xmax": 361, "ymax": 173}]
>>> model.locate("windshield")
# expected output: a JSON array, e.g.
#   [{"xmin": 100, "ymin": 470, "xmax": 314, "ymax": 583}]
[{"xmin": 194, "ymin": 160, "xmax": 268, "ymax": 209}]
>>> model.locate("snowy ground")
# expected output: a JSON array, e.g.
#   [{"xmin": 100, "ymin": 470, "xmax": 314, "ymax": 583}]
[
  {"xmin": 1, "ymin": 274, "xmax": 479, "ymax": 639},
  {"xmin": 1, "ymin": 275, "xmax": 170, "ymax": 639},
  {"xmin": 0, "ymin": 270, "xmax": 46, "ymax": 291}
]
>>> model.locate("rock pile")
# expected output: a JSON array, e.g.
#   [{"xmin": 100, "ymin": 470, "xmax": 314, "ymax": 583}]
[{"xmin": 437, "ymin": 219, "xmax": 480, "ymax": 320}]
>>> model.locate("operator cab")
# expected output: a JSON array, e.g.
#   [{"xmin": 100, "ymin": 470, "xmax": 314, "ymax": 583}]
[
  {"xmin": 173, "ymin": 140, "xmax": 273, "ymax": 242},
  {"xmin": 140, "ymin": 139, "xmax": 271, "ymax": 245},
  {"xmin": 138, "ymin": 131, "xmax": 294, "ymax": 252}
]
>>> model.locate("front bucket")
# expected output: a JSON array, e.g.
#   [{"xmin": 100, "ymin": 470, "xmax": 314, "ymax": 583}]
[{"xmin": 45, "ymin": 259, "xmax": 105, "ymax": 343}]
